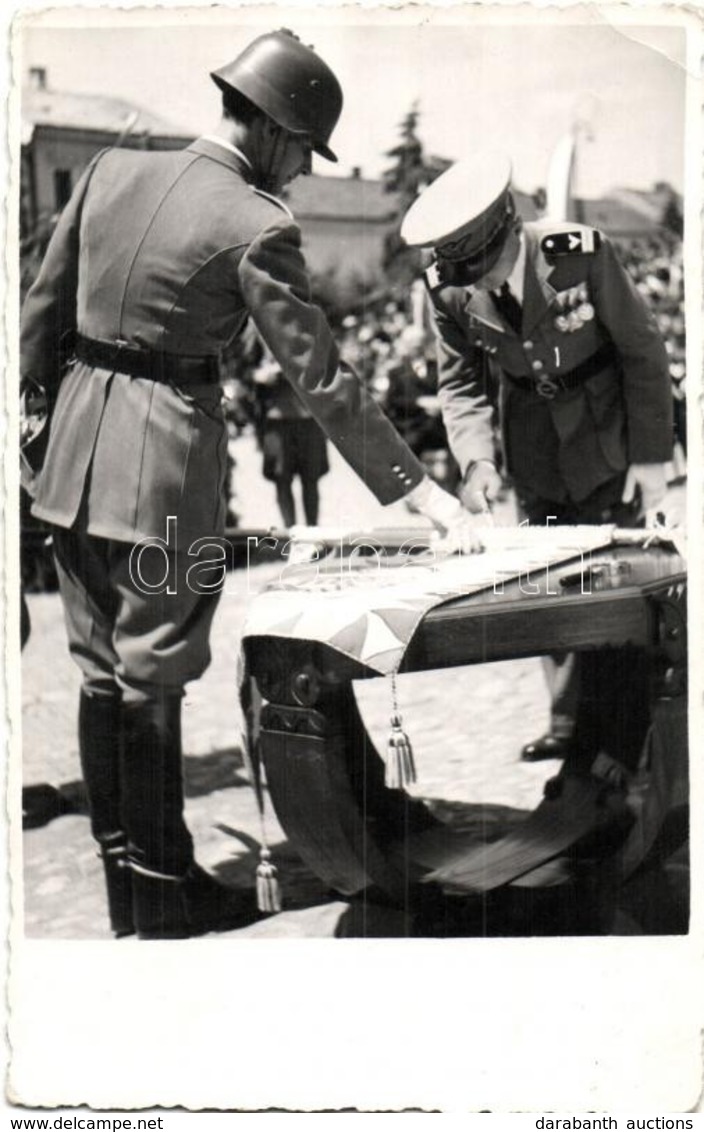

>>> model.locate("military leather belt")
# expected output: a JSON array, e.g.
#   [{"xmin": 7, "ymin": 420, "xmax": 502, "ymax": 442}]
[
  {"xmin": 75, "ymin": 335, "xmax": 221, "ymax": 385},
  {"xmin": 504, "ymin": 344, "xmax": 615, "ymax": 398}
]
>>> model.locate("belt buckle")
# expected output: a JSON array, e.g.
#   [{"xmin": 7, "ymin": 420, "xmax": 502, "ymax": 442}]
[{"xmin": 535, "ymin": 375, "xmax": 559, "ymax": 399}]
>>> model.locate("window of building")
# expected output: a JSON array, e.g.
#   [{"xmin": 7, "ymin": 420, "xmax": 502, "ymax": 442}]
[{"xmin": 53, "ymin": 169, "xmax": 73, "ymax": 210}]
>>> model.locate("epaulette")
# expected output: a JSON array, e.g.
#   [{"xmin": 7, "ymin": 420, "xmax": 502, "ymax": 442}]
[
  {"xmin": 540, "ymin": 226, "xmax": 602, "ymax": 258},
  {"xmin": 250, "ymin": 186, "xmax": 294, "ymax": 221}
]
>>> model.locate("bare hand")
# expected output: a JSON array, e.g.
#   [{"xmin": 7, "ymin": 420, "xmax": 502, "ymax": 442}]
[
  {"xmin": 460, "ymin": 460, "xmax": 503, "ymax": 514},
  {"xmin": 622, "ymin": 463, "xmax": 668, "ymax": 525}
]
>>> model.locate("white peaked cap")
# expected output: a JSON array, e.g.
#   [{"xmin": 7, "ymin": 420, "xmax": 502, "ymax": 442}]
[{"xmin": 401, "ymin": 151, "xmax": 513, "ymax": 249}]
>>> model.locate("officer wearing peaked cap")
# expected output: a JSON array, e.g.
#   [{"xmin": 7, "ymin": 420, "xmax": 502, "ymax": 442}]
[
  {"xmin": 21, "ymin": 29, "xmax": 480, "ymax": 941},
  {"xmin": 402, "ymin": 151, "xmax": 674, "ymax": 764},
  {"xmin": 401, "ymin": 151, "xmax": 516, "ymax": 279}
]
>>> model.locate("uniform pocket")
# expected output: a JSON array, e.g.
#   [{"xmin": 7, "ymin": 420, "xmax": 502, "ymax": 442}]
[
  {"xmin": 180, "ymin": 394, "xmax": 229, "ymax": 538},
  {"xmin": 583, "ymin": 368, "xmax": 627, "ymax": 471},
  {"xmin": 134, "ymin": 381, "xmax": 228, "ymax": 544}
]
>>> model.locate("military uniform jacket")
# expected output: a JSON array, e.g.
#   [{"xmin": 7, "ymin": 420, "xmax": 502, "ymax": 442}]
[
  {"xmin": 22, "ymin": 138, "xmax": 424, "ymax": 546},
  {"xmin": 429, "ymin": 220, "xmax": 673, "ymax": 504}
]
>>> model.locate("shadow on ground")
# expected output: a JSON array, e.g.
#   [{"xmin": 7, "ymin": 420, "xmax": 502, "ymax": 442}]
[
  {"xmin": 183, "ymin": 746, "xmax": 249, "ymax": 797},
  {"xmin": 22, "ymin": 775, "xmax": 689, "ymax": 939}
]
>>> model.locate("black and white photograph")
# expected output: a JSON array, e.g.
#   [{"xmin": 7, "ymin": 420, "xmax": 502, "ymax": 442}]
[{"xmin": 4, "ymin": 0, "xmax": 702, "ymax": 1113}]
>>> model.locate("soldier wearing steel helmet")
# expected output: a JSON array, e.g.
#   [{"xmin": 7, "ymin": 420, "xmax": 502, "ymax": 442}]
[
  {"xmin": 21, "ymin": 29, "xmax": 478, "ymax": 940},
  {"xmin": 402, "ymin": 151, "xmax": 673, "ymax": 765}
]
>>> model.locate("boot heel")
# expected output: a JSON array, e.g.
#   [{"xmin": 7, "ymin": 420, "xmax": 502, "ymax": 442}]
[
  {"xmin": 131, "ymin": 865, "xmax": 190, "ymax": 940},
  {"xmin": 99, "ymin": 836, "xmax": 135, "ymax": 938}
]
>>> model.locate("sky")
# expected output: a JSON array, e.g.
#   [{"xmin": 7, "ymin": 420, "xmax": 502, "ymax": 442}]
[{"xmin": 11, "ymin": 5, "xmax": 691, "ymax": 198}]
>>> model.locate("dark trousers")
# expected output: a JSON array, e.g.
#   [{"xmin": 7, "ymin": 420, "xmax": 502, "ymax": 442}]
[
  {"xmin": 52, "ymin": 521, "xmax": 223, "ymax": 875},
  {"xmin": 520, "ymin": 474, "xmax": 643, "ymax": 739},
  {"xmin": 52, "ymin": 523, "xmax": 221, "ymax": 701}
]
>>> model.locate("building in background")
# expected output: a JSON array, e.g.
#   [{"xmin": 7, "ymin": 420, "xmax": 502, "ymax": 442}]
[
  {"xmin": 282, "ymin": 171, "xmax": 399, "ymax": 301},
  {"xmin": 20, "ymin": 69, "xmax": 682, "ymax": 299},
  {"xmin": 20, "ymin": 67, "xmax": 192, "ymax": 239}
]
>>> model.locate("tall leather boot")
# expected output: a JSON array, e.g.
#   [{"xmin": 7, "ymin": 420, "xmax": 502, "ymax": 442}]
[
  {"xmin": 121, "ymin": 695, "xmax": 257, "ymax": 939},
  {"xmin": 78, "ymin": 688, "xmax": 134, "ymax": 938},
  {"xmin": 98, "ymin": 832, "xmax": 134, "ymax": 939}
]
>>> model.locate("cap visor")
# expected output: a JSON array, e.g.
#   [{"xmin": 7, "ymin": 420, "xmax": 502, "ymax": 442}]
[{"xmin": 314, "ymin": 141, "xmax": 338, "ymax": 163}]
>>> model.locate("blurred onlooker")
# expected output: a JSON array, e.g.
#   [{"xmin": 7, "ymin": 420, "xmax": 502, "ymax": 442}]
[
  {"xmin": 618, "ymin": 236, "xmax": 686, "ymax": 459},
  {"xmin": 18, "ymin": 213, "xmax": 687, "ymax": 581},
  {"xmin": 253, "ymin": 352, "xmax": 329, "ymax": 527},
  {"xmin": 380, "ymin": 324, "xmax": 459, "ymax": 492}
]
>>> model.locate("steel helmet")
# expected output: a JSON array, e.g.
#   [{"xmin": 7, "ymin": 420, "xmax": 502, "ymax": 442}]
[{"xmin": 211, "ymin": 29, "xmax": 343, "ymax": 162}]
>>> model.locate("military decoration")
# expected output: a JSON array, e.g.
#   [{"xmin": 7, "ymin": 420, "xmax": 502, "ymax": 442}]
[{"xmin": 553, "ymin": 285, "xmax": 594, "ymax": 333}]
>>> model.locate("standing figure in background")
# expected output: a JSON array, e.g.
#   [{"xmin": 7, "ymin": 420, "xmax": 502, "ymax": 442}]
[
  {"xmin": 20, "ymin": 29, "xmax": 479, "ymax": 940},
  {"xmin": 401, "ymin": 151, "xmax": 673, "ymax": 764},
  {"xmin": 254, "ymin": 351, "xmax": 329, "ymax": 527},
  {"xmin": 382, "ymin": 324, "xmax": 459, "ymax": 493}
]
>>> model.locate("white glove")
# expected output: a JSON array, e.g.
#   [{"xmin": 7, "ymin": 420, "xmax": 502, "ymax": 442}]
[
  {"xmin": 405, "ymin": 476, "xmax": 484, "ymax": 553},
  {"xmin": 459, "ymin": 460, "xmax": 503, "ymax": 514},
  {"xmin": 622, "ymin": 463, "xmax": 668, "ymax": 525}
]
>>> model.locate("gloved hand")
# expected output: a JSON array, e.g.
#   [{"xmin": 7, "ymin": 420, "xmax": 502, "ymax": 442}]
[
  {"xmin": 622, "ymin": 462, "xmax": 668, "ymax": 525},
  {"xmin": 20, "ymin": 378, "xmax": 49, "ymax": 449},
  {"xmin": 459, "ymin": 459, "xmax": 503, "ymax": 514},
  {"xmin": 405, "ymin": 476, "xmax": 484, "ymax": 553},
  {"xmin": 19, "ymin": 378, "xmax": 49, "ymax": 499}
]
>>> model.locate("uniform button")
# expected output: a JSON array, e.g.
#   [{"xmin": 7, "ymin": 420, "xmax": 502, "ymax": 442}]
[
  {"xmin": 392, "ymin": 464, "xmax": 401, "ymax": 472},
  {"xmin": 531, "ymin": 359, "xmax": 544, "ymax": 371},
  {"xmin": 474, "ymin": 338, "xmax": 483, "ymax": 347},
  {"xmin": 523, "ymin": 340, "xmax": 533, "ymax": 350}
]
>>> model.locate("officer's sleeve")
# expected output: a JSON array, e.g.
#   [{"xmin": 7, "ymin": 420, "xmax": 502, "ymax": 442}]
[
  {"xmin": 432, "ymin": 297, "xmax": 496, "ymax": 477},
  {"xmin": 238, "ymin": 217, "xmax": 425, "ymax": 504},
  {"xmin": 20, "ymin": 152, "xmax": 105, "ymax": 394},
  {"xmin": 590, "ymin": 237, "xmax": 673, "ymax": 463}
]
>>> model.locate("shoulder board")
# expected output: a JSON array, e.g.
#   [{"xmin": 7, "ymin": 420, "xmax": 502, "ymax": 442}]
[
  {"xmin": 540, "ymin": 227, "xmax": 602, "ymax": 257},
  {"xmin": 250, "ymin": 187, "xmax": 294, "ymax": 221}
]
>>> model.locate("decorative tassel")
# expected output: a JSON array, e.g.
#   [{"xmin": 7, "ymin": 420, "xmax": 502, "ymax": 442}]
[
  {"xmin": 386, "ymin": 673, "xmax": 417, "ymax": 789},
  {"xmin": 256, "ymin": 846, "xmax": 282, "ymax": 913},
  {"xmin": 239, "ymin": 672, "xmax": 283, "ymax": 915}
]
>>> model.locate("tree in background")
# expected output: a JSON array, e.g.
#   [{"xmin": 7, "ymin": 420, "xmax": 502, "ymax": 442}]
[
  {"xmin": 381, "ymin": 104, "xmax": 451, "ymax": 291},
  {"xmin": 382, "ymin": 103, "xmax": 426, "ymax": 203}
]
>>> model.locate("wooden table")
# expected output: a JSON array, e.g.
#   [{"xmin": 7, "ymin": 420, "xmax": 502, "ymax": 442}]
[{"xmin": 244, "ymin": 538, "xmax": 687, "ymax": 912}]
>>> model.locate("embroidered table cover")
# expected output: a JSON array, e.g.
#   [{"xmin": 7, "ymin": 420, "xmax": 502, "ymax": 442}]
[{"xmin": 240, "ymin": 524, "xmax": 637, "ymax": 677}]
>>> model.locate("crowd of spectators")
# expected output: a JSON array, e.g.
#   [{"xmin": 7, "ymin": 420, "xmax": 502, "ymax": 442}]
[
  {"xmin": 20, "ymin": 229, "xmax": 687, "ymax": 588},
  {"xmin": 219, "ymin": 234, "xmax": 687, "ymax": 506},
  {"xmin": 616, "ymin": 236, "xmax": 686, "ymax": 453}
]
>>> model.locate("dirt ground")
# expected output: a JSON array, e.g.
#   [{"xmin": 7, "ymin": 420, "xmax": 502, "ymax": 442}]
[{"xmin": 18, "ymin": 435, "xmax": 689, "ymax": 939}]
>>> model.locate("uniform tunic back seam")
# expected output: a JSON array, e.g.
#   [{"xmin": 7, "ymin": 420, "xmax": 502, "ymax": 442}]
[
  {"xmin": 160, "ymin": 242, "xmax": 255, "ymax": 347},
  {"xmin": 115, "ymin": 154, "xmax": 202, "ymax": 342},
  {"xmin": 132, "ymin": 380, "xmax": 157, "ymax": 536}
]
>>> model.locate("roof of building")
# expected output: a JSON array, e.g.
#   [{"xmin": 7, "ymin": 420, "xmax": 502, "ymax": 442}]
[
  {"xmin": 576, "ymin": 196, "xmax": 665, "ymax": 234},
  {"xmin": 21, "ymin": 79, "xmax": 673, "ymax": 238},
  {"xmin": 283, "ymin": 174, "xmax": 398, "ymax": 222},
  {"xmin": 22, "ymin": 83, "xmax": 192, "ymax": 142},
  {"xmin": 283, "ymin": 177, "xmax": 541, "ymax": 225}
]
